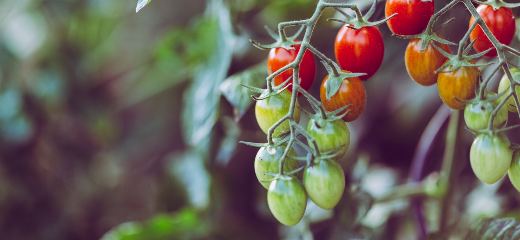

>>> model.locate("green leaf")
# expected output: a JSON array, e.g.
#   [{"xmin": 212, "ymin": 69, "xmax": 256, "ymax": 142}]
[
  {"xmin": 136, "ymin": 0, "xmax": 152, "ymax": 13},
  {"xmin": 466, "ymin": 218, "xmax": 520, "ymax": 240},
  {"xmin": 216, "ymin": 117, "xmax": 241, "ymax": 165},
  {"xmin": 169, "ymin": 151, "xmax": 211, "ymax": 209},
  {"xmin": 219, "ymin": 64, "xmax": 266, "ymax": 120},
  {"xmin": 325, "ymin": 75, "xmax": 343, "ymax": 100}
]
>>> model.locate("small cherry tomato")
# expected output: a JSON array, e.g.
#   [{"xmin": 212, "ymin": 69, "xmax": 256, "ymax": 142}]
[
  {"xmin": 437, "ymin": 66, "xmax": 479, "ymax": 110},
  {"xmin": 254, "ymin": 145, "xmax": 298, "ymax": 189},
  {"xmin": 469, "ymin": 5, "xmax": 516, "ymax": 57},
  {"xmin": 267, "ymin": 44, "xmax": 316, "ymax": 91},
  {"xmin": 320, "ymin": 75, "xmax": 367, "ymax": 122},
  {"xmin": 464, "ymin": 95, "xmax": 508, "ymax": 131},
  {"xmin": 385, "ymin": 0, "xmax": 435, "ymax": 35},
  {"xmin": 334, "ymin": 25, "xmax": 384, "ymax": 80},
  {"xmin": 470, "ymin": 133, "xmax": 512, "ymax": 184},
  {"xmin": 307, "ymin": 118, "xmax": 350, "ymax": 158},
  {"xmin": 255, "ymin": 91, "xmax": 300, "ymax": 137},
  {"xmin": 267, "ymin": 176, "xmax": 307, "ymax": 226},
  {"xmin": 303, "ymin": 160, "xmax": 345, "ymax": 209},
  {"xmin": 405, "ymin": 39, "xmax": 450, "ymax": 86},
  {"xmin": 508, "ymin": 151, "xmax": 520, "ymax": 192},
  {"xmin": 498, "ymin": 67, "xmax": 520, "ymax": 112}
]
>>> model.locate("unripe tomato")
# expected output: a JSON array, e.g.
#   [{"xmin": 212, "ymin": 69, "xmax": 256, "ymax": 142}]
[
  {"xmin": 437, "ymin": 66, "xmax": 479, "ymax": 110},
  {"xmin": 267, "ymin": 44, "xmax": 316, "ymax": 92},
  {"xmin": 320, "ymin": 76, "xmax": 366, "ymax": 122},
  {"xmin": 267, "ymin": 176, "xmax": 307, "ymax": 226},
  {"xmin": 508, "ymin": 151, "xmax": 520, "ymax": 192},
  {"xmin": 469, "ymin": 5, "xmax": 516, "ymax": 57},
  {"xmin": 470, "ymin": 133, "xmax": 512, "ymax": 184},
  {"xmin": 498, "ymin": 67, "xmax": 520, "ymax": 112},
  {"xmin": 254, "ymin": 145, "xmax": 298, "ymax": 189},
  {"xmin": 255, "ymin": 91, "xmax": 300, "ymax": 137},
  {"xmin": 405, "ymin": 39, "xmax": 450, "ymax": 86},
  {"xmin": 464, "ymin": 96, "xmax": 508, "ymax": 131},
  {"xmin": 307, "ymin": 118, "xmax": 350, "ymax": 158},
  {"xmin": 334, "ymin": 25, "xmax": 384, "ymax": 80},
  {"xmin": 385, "ymin": 0, "xmax": 435, "ymax": 35},
  {"xmin": 303, "ymin": 160, "xmax": 345, "ymax": 209}
]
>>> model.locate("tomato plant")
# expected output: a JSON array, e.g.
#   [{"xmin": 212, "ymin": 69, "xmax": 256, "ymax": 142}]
[
  {"xmin": 307, "ymin": 117, "xmax": 350, "ymax": 158},
  {"xmin": 255, "ymin": 91, "xmax": 300, "ymax": 136},
  {"xmin": 405, "ymin": 39, "xmax": 450, "ymax": 86},
  {"xmin": 470, "ymin": 133, "xmax": 512, "ymax": 184},
  {"xmin": 320, "ymin": 75, "xmax": 367, "ymax": 122},
  {"xmin": 254, "ymin": 146, "xmax": 298, "ymax": 189},
  {"xmin": 464, "ymin": 94, "xmax": 508, "ymax": 131},
  {"xmin": 334, "ymin": 25, "xmax": 384, "ymax": 81},
  {"xmin": 303, "ymin": 160, "xmax": 345, "ymax": 209},
  {"xmin": 498, "ymin": 67, "xmax": 520, "ymax": 112},
  {"xmin": 469, "ymin": 5, "xmax": 516, "ymax": 57},
  {"xmin": 267, "ymin": 44, "xmax": 316, "ymax": 92},
  {"xmin": 508, "ymin": 151, "xmax": 520, "ymax": 192},
  {"xmin": 385, "ymin": 0, "xmax": 435, "ymax": 35},
  {"xmin": 437, "ymin": 66, "xmax": 479, "ymax": 110},
  {"xmin": 267, "ymin": 176, "xmax": 307, "ymax": 226}
]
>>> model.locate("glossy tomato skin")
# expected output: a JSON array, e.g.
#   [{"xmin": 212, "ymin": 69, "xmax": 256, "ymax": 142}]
[
  {"xmin": 385, "ymin": 0, "xmax": 435, "ymax": 35},
  {"xmin": 335, "ymin": 25, "xmax": 384, "ymax": 80},
  {"xmin": 267, "ymin": 176, "xmax": 307, "ymax": 226},
  {"xmin": 508, "ymin": 151, "xmax": 520, "ymax": 192},
  {"xmin": 303, "ymin": 160, "xmax": 345, "ymax": 209},
  {"xmin": 437, "ymin": 67, "xmax": 479, "ymax": 110},
  {"xmin": 464, "ymin": 97, "xmax": 508, "ymax": 131},
  {"xmin": 254, "ymin": 146, "xmax": 298, "ymax": 189},
  {"xmin": 470, "ymin": 133, "xmax": 512, "ymax": 184},
  {"xmin": 405, "ymin": 39, "xmax": 450, "ymax": 86},
  {"xmin": 267, "ymin": 44, "xmax": 316, "ymax": 91},
  {"xmin": 255, "ymin": 91, "xmax": 300, "ymax": 137},
  {"xmin": 320, "ymin": 76, "xmax": 367, "ymax": 122},
  {"xmin": 307, "ymin": 118, "xmax": 350, "ymax": 158},
  {"xmin": 498, "ymin": 67, "xmax": 520, "ymax": 112},
  {"xmin": 469, "ymin": 5, "xmax": 516, "ymax": 57}
]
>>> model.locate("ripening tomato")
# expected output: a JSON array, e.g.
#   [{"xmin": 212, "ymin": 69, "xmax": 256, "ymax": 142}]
[
  {"xmin": 469, "ymin": 5, "xmax": 516, "ymax": 57},
  {"xmin": 255, "ymin": 91, "xmax": 300, "ymax": 137},
  {"xmin": 470, "ymin": 133, "xmax": 512, "ymax": 184},
  {"xmin": 464, "ymin": 96, "xmax": 508, "ymax": 131},
  {"xmin": 267, "ymin": 176, "xmax": 307, "ymax": 226},
  {"xmin": 437, "ymin": 66, "xmax": 479, "ymax": 110},
  {"xmin": 320, "ymin": 76, "xmax": 367, "ymax": 122},
  {"xmin": 303, "ymin": 160, "xmax": 345, "ymax": 209},
  {"xmin": 307, "ymin": 118, "xmax": 350, "ymax": 158},
  {"xmin": 254, "ymin": 145, "xmax": 298, "ymax": 189},
  {"xmin": 508, "ymin": 151, "xmax": 520, "ymax": 192},
  {"xmin": 385, "ymin": 0, "xmax": 435, "ymax": 35},
  {"xmin": 267, "ymin": 44, "xmax": 316, "ymax": 91},
  {"xmin": 334, "ymin": 25, "xmax": 384, "ymax": 80},
  {"xmin": 405, "ymin": 39, "xmax": 450, "ymax": 86},
  {"xmin": 498, "ymin": 67, "xmax": 520, "ymax": 112}
]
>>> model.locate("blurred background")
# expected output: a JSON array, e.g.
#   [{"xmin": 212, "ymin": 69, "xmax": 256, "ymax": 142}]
[{"xmin": 0, "ymin": 0, "xmax": 519, "ymax": 239}]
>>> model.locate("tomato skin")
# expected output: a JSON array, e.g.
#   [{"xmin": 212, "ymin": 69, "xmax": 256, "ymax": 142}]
[
  {"xmin": 254, "ymin": 146, "xmax": 298, "ymax": 189},
  {"xmin": 334, "ymin": 25, "xmax": 384, "ymax": 80},
  {"xmin": 508, "ymin": 151, "xmax": 520, "ymax": 192},
  {"xmin": 498, "ymin": 67, "xmax": 520, "ymax": 112},
  {"xmin": 469, "ymin": 5, "xmax": 516, "ymax": 57},
  {"xmin": 385, "ymin": 0, "xmax": 435, "ymax": 35},
  {"xmin": 303, "ymin": 160, "xmax": 345, "ymax": 209},
  {"xmin": 405, "ymin": 39, "xmax": 450, "ymax": 86},
  {"xmin": 320, "ymin": 76, "xmax": 367, "ymax": 122},
  {"xmin": 307, "ymin": 118, "xmax": 350, "ymax": 158},
  {"xmin": 255, "ymin": 91, "xmax": 300, "ymax": 136},
  {"xmin": 470, "ymin": 134, "xmax": 512, "ymax": 184},
  {"xmin": 267, "ymin": 44, "xmax": 316, "ymax": 91},
  {"xmin": 464, "ymin": 96, "xmax": 508, "ymax": 131},
  {"xmin": 267, "ymin": 176, "xmax": 307, "ymax": 226},
  {"xmin": 437, "ymin": 67, "xmax": 479, "ymax": 110}
]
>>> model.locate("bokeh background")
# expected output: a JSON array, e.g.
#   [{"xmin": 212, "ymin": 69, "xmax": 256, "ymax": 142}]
[{"xmin": 1, "ymin": 0, "xmax": 520, "ymax": 239}]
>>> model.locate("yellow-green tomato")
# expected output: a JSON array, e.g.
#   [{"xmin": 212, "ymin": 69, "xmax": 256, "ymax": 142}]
[
  {"xmin": 303, "ymin": 160, "xmax": 345, "ymax": 209},
  {"xmin": 254, "ymin": 145, "xmax": 298, "ymax": 189},
  {"xmin": 464, "ymin": 99, "xmax": 508, "ymax": 131},
  {"xmin": 255, "ymin": 91, "xmax": 300, "ymax": 137},
  {"xmin": 307, "ymin": 118, "xmax": 350, "ymax": 158},
  {"xmin": 267, "ymin": 176, "xmax": 307, "ymax": 226},
  {"xmin": 470, "ymin": 134, "xmax": 513, "ymax": 184},
  {"xmin": 508, "ymin": 151, "xmax": 520, "ymax": 192},
  {"xmin": 498, "ymin": 67, "xmax": 520, "ymax": 112}
]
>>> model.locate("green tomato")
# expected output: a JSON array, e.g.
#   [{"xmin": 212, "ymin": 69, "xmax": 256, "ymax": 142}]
[
  {"xmin": 470, "ymin": 133, "xmax": 513, "ymax": 184},
  {"xmin": 307, "ymin": 118, "xmax": 350, "ymax": 158},
  {"xmin": 255, "ymin": 91, "xmax": 300, "ymax": 137},
  {"xmin": 464, "ymin": 98, "xmax": 508, "ymax": 131},
  {"xmin": 303, "ymin": 160, "xmax": 345, "ymax": 209},
  {"xmin": 267, "ymin": 176, "xmax": 307, "ymax": 226},
  {"xmin": 254, "ymin": 145, "xmax": 298, "ymax": 189},
  {"xmin": 508, "ymin": 151, "xmax": 520, "ymax": 192},
  {"xmin": 498, "ymin": 67, "xmax": 520, "ymax": 112}
]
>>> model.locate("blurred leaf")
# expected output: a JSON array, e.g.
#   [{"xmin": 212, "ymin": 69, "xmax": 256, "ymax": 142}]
[
  {"xmin": 0, "ymin": 113, "xmax": 32, "ymax": 144},
  {"xmin": 0, "ymin": 87, "xmax": 22, "ymax": 120},
  {"xmin": 219, "ymin": 64, "xmax": 266, "ymax": 120},
  {"xmin": 466, "ymin": 218, "xmax": 520, "ymax": 240},
  {"xmin": 169, "ymin": 151, "xmax": 211, "ymax": 209},
  {"xmin": 340, "ymin": 188, "xmax": 373, "ymax": 228},
  {"xmin": 216, "ymin": 117, "xmax": 240, "ymax": 165},
  {"xmin": 135, "ymin": 0, "xmax": 152, "ymax": 13}
]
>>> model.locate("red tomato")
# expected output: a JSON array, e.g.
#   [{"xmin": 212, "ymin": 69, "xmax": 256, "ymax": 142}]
[
  {"xmin": 385, "ymin": 0, "xmax": 435, "ymax": 35},
  {"xmin": 320, "ymin": 75, "xmax": 366, "ymax": 122},
  {"xmin": 334, "ymin": 25, "xmax": 385, "ymax": 81},
  {"xmin": 267, "ymin": 44, "xmax": 316, "ymax": 91},
  {"xmin": 469, "ymin": 5, "xmax": 516, "ymax": 57}
]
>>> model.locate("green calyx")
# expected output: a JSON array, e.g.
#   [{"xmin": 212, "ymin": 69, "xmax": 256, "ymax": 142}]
[
  {"xmin": 327, "ymin": 0, "xmax": 395, "ymax": 30},
  {"xmin": 474, "ymin": 0, "xmax": 520, "ymax": 10}
]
